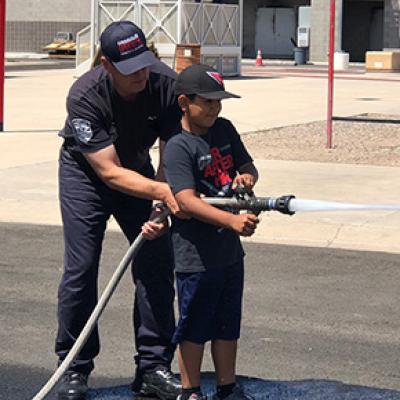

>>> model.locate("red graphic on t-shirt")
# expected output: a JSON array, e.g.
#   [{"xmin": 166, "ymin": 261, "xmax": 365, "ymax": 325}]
[{"xmin": 204, "ymin": 147, "xmax": 233, "ymax": 188}]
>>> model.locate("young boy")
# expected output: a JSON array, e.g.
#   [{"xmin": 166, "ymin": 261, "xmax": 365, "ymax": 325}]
[{"xmin": 162, "ymin": 64, "xmax": 259, "ymax": 400}]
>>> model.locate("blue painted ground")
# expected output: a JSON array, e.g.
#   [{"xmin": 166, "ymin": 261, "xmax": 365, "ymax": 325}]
[{"xmin": 88, "ymin": 375, "xmax": 400, "ymax": 400}]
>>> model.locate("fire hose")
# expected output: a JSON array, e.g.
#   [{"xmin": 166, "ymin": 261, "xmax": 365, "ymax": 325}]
[
  {"xmin": 31, "ymin": 193, "xmax": 294, "ymax": 400},
  {"xmin": 32, "ymin": 193, "xmax": 400, "ymax": 399}
]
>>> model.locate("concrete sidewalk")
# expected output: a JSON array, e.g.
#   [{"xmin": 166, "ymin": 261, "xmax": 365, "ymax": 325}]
[
  {"xmin": 1, "ymin": 67, "xmax": 399, "ymax": 254},
  {"xmin": 5, "ymin": 68, "xmax": 400, "ymax": 133}
]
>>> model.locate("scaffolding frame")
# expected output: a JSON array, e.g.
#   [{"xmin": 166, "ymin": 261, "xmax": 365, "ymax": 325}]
[{"xmin": 76, "ymin": 0, "xmax": 243, "ymax": 76}]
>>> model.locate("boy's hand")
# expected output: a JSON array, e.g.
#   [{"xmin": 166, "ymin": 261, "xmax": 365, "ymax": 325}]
[
  {"xmin": 232, "ymin": 173, "xmax": 256, "ymax": 191},
  {"xmin": 141, "ymin": 206, "xmax": 168, "ymax": 240},
  {"xmin": 142, "ymin": 220, "xmax": 168, "ymax": 240},
  {"xmin": 229, "ymin": 213, "xmax": 259, "ymax": 237}
]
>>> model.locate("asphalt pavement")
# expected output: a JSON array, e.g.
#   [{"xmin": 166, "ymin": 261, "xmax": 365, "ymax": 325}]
[{"xmin": 1, "ymin": 223, "xmax": 400, "ymax": 400}]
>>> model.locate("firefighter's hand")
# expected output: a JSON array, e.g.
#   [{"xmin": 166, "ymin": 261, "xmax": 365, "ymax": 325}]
[
  {"xmin": 229, "ymin": 213, "xmax": 259, "ymax": 237},
  {"xmin": 232, "ymin": 173, "xmax": 256, "ymax": 191},
  {"xmin": 156, "ymin": 182, "xmax": 189, "ymax": 219},
  {"xmin": 141, "ymin": 207, "xmax": 169, "ymax": 240}
]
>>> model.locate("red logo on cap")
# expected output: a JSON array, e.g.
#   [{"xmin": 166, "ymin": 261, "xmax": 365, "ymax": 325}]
[
  {"xmin": 206, "ymin": 71, "xmax": 224, "ymax": 86},
  {"xmin": 117, "ymin": 33, "xmax": 143, "ymax": 55}
]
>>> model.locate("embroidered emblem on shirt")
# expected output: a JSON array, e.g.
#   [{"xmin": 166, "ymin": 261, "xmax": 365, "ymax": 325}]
[{"xmin": 72, "ymin": 118, "xmax": 93, "ymax": 143}]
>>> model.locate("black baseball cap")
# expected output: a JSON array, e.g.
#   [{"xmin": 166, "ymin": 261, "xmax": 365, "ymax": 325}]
[
  {"xmin": 100, "ymin": 21, "xmax": 157, "ymax": 75},
  {"xmin": 175, "ymin": 64, "xmax": 240, "ymax": 100}
]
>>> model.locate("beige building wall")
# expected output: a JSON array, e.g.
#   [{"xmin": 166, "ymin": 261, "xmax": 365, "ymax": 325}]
[
  {"xmin": 384, "ymin": 0, "xmax": 400, "ymax": 48},
  {"xmin": 310, "ymin": 0, "xmax": 399, "ymax": 62},
  {"xmin": 6, "ymin": 0, "xmax": 91, "ymax": 52}
]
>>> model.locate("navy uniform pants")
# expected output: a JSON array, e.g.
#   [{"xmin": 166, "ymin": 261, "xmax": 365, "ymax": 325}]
[{"xmin": 55, "ymin": 148, "xmax": 175, "ymax": 376}]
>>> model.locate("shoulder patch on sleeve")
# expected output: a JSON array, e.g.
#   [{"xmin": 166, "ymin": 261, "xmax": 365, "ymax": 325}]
[{"xmin": 71, "ymin": 118, "xmax": 93, "ymax": 143}]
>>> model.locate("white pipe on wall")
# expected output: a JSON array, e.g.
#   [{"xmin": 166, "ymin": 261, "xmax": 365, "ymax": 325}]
[
  {"xmin": 239, "ymin": 0, "xmax": 243, "ymax": 75},
  {"xmin": 336, "ymin": 0, "xmax": 343, "ymax": 51},
  {"xmin": 90, "ymin": 0, "xmax": 96, "ymax": 60},
  {"xmin": 177, "ymin": 0, "xmax": 182, "ymax": 44}
]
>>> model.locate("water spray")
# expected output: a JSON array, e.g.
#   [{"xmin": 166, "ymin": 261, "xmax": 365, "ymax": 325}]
[
  {"xmin": 31, "ymin": 192, "xmax": 400, "ymax": 399},
  {"xmin": 288, "ymin": 198, "xmax": 400, "ymax": 213}
]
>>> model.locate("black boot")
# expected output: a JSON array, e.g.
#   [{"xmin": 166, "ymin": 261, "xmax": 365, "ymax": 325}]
[
  {"xmin": 140, "ymin": 367, "xmax": 181, "ymax": 400},
  {"xmin": 58, "ymin": 371, "xmax": 88, "ymax": 400},
  {"xmin": 131, "ymin": 367, "xmax": 143, "ymax": 393}
]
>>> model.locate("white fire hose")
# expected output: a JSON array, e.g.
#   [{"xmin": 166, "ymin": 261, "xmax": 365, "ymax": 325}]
[{"xmin": 32, "ymin": 194, "xmax": 400, "ymax": 399}]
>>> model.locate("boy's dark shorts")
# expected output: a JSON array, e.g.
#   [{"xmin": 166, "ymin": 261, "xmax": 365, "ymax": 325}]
[{"xmin": 173, "ymin": 259, "xmax": 244, "ymax": 345}]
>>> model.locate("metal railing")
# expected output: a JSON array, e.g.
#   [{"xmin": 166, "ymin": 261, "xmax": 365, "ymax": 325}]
[{"xmin": 75, "ymin": 24, "xmax": 91, "ymax": 68}]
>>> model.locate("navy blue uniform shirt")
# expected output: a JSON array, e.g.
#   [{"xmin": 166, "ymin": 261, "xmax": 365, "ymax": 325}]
[{"xmin": 60, "ymin": 62, "xmax": 181, "ymax": 174}]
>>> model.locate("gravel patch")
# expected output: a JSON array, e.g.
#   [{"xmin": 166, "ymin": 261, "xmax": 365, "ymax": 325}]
[{"xmin": 241, "ymin": 114, "xmax": 400, "ymax": 167}]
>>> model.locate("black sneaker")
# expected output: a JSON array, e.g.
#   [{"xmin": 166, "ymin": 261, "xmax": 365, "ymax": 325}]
[
  {"xmin": 131, "ymin": 364, "xmax": 145, "ymax": 393},
  {"xmin": 177, "ymin": 393, "xmax": 207, "ymax": 400},
  {"xmin": 140, "ymin": 367, "xmax": 182, "ymax": 400},
  {"xmin": 58, "ymin": 371, "xmax": 88, "ymax": 400},
  {"xmin": 213, "ymin": 384, "xmax": 253, "ymax": 400}
]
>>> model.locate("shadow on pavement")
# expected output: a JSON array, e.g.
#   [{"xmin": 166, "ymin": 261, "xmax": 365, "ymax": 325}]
[
  {"xmin": 333, "ymin": 116, "xmax": 400, "ymax": 124},
  {"xmin": 89, "ymin": 372, "xmax": 400, "ymax": 400},
  {"xmin": 5, "ymin": 61, "xmax": 75, "ymax": 72},
  {"xmin": 226, "ymin": 76, "xmax": 281, "ymax": 81},
  {"xmin": 5, "ymin": 75, "xmax": 28, "ymax": 79},
  {"xmin": 3, "ymin": 361, "xmax": 400, "ymax": 400}
]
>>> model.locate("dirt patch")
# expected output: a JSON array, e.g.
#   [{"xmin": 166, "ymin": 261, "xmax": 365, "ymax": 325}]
[{"xmin": 241, "ymin": 114, "xmax": 400, "ymax": 167}]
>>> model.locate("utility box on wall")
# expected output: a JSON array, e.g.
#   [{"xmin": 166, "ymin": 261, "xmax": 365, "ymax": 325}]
[{"xmin": 297, "ymin": 27, "xmax": 310, "ymax": 48}]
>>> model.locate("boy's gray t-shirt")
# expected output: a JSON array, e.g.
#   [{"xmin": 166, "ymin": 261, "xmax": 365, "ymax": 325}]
[{"xmin": 163, "ymin": 117, "xmax": 253, "ymax": 273}]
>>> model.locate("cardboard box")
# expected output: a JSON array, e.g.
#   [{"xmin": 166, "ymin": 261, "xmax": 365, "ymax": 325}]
[{"xmin": 366, "ymin": 51, "xmax": 400, "ymax": 72}]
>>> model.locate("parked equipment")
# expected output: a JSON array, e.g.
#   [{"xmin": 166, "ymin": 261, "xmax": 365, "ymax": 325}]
[{"xmin": 43, "ymin": 32, "xmax": 76, "ymax": 58}]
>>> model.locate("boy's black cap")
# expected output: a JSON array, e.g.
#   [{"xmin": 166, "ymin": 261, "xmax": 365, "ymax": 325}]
[
  {"xmin": 100, "ymin": 21, "xmax": 156, "ymax": 75},
  {"xmin": 175, "ymin": 63, "xmax": 240, "ymax": 100}
]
